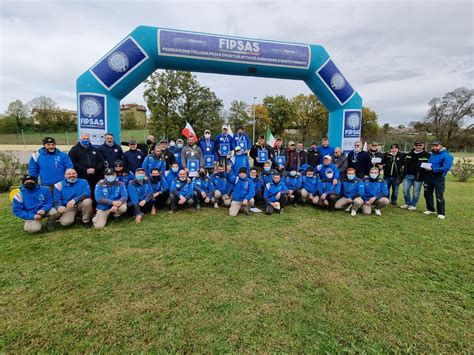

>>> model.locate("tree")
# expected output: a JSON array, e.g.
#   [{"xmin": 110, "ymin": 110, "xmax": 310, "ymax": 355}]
[
  {"xmin": 228, "ymin": 100, "xmax": 250, "ymax": 131},
  {"xmin": 0, "ymin": 117, "xmax": 21, "ymax": 133},
  {"xmin": 5, "ymin": 100, "xmax": 28, "ymax": 129},
  {"xmin": 122, "ymin": 111, "xmax": 138, "ymax": 129},
  {"xmin": 424, "ymin": 87, "xmax": 474, "ymax": 147},
  {"xmin": 144, "ymin": 70, "xmax": 223, "ymax": 139},
  {"xmin": 361, "ymin": 106, "xmax": 379, "ymax": 141},
  {"xmin": 263, "ymin": 95, "xmax": 293, "ymax": 137},
  {"xmin": 291, "ymin": 94, "xmax": 328, "ymax": 144}
]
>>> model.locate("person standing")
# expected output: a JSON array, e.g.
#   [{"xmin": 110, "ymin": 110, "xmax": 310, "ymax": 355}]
[
  {"xmin": 400, "ymin": 141, "xmax": 431, "ymax": 210},
  {"xmin": 347, "ymin": 141, "xmax": 371, "ymax": 178},
  {"xmin": 332, "ymin": 147, "xmax": 348, "ymax": 179},
  {"xmin": 98, "ymin": 133, "xmax": 123, "ymax": 168},
  {"xmin": 316, "ymin": 138, "xmax": 334, "ymax": 164},
  {"xmin": 199, "ymin": 130, "xmax": 217, "ymax": 170},
  {"xmin": 285, "ymin": 141, "xmax": 306, "ymax": 172},
  {"xmin": 181, "ymin": 136, "xmax": 204, "ymax": 177},
  {"xmin": 123, "ymin": 139, "xmax": 145, "ymax": 173},
  {"xmin": 232, "ymin": 126, "xmax": 251, "ymax": 154},
  {"xmin": 422, "ymin": 141, "xmax": 453, "ymax": 220},
  {"xmin": 215, "ymin": 125, "xmax": 234, "ymax": 169},
  {"xmin": 250, "ymin": 135, "xmax": 275, "ymax": 169},
  {"xmin": 306, "ymin": 142, "xmax": 320, "ymax": 168},
  {"xmin": 142, "ymin": 146, "xmax": 167, "ymax": 176},
  {"xmin": 382, "ymin": 144, "xmax": 405, "ymax": 205},
  {"xmin": 367, "ymin": 141, "xmax": 384, "ymax": 170}
]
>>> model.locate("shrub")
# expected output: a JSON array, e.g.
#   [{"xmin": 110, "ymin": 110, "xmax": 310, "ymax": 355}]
[
  {"xmin": 0, "ymin": 152, "xmax": 27, "ymax": 192},
  {"xmin": 451, "ymin": 157, "xmax": 473, "ymax": 182}
]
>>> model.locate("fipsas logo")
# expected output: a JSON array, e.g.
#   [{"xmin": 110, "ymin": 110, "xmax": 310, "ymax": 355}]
[{"xmin": 219, "ymin": 38, "xmax": 259, "ymax": 53}]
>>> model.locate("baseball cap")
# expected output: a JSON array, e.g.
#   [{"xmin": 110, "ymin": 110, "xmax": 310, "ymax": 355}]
[
  {"xmin": 42, "ymin": 137, "xmax": 56, "ymax": 144},
  {"xmin": 104, "ymin": 168, "xmax": 116, "ymax": 175},
  {"xmin": 129, "ymin": 139, "xmax": 137, "ymax": 144},
  {"xmin": 22, "ymin": 175, "xmax": 37, "ymax": 183}
]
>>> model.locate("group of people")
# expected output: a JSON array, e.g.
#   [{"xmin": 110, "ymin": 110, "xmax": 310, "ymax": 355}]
[{"xmin": 12, "ymin": 125, "xmax": 454, "ymax": 233}]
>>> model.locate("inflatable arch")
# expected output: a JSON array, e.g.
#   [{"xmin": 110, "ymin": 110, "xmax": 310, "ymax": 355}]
[{"xmin": 77, "ymin": 26, "xmax": 362, "ymax": 150}]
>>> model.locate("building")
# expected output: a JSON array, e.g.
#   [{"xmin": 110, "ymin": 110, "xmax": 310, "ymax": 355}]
[
  {"xmin": 31, "ymin": 108, "xmax": 77, "ymax": 125},
  {"xmin": 120, "ymin": 103, "xmax": 147, "ymax": 128}
]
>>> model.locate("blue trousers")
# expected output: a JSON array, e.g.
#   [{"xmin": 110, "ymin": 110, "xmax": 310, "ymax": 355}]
[
  {"xmin": 403, "ymin": 174, "xmax": 422, "ymax": 206},
  {"xmin": 385, "ymin": 176, "xmax": 400, "ymax": 204}
]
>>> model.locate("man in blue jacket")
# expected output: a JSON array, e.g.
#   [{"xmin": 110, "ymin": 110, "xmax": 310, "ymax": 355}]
[
  {"xmin": 199, "ymin": 129, "xmax": 217, "ymax": 171},
  {"xmin": 149, "ymin": 168, "xmax": 170, "ymax": 214},
  {"xmin": 335, "ymin": 167, "xmax": 365, "ymax": 216},
  {"xmin": 12, "ymin": 175, "xmax": 58, "ymax": 233},
  {"xmin": 232, "ymin": 126, "xmax": 251, "ymax": 154},
  {"xmin": 93, "ymin": 168, "xmax": 128, "ymax": 229},
  {"xmin": 249, "ymin": 167, "xmax": 263, "ymax": 207},
  {"xmin": 216, "ymin": 125, "xmax": 234, "ymax": 169},
  {"xmin": 229, "ymin": 167, "xmax": 255, "ymax": 217},
  {"xmin": 230, "ymin": 146, "xmax": 250, "ymax": 176},
  {"xmin": 422, "ymin": 141, "xmax": 454, "ymax": 219},
  {"xmin": 123, "ymin": 139, "xmax": 145, "ymax": 173},
  {"xmin": 142, "ymin": 145, "xmax": 167, "ymax": 176},
  {"xmin": 98, "ymin": 133, "xmax": 123, "ymax": 168},
  {"xmin": 165, "ymin": 162, "xmax": 180, "ymax": 187},
  {"xmin": 285, "ymin": 168, "xmax": 302, "ymax": 207},
  {"xmin": 193, "ymin": 168, "xmax": 216, "ymax": 209},
  {"xmin": 211, "ymin": 165, "xmax": 232, "ymax": 208},
  {"xmin": 28, "ymin": 137, "xmax": 73, "ymax": 193},
  {"xmin": 316, "ymin": 168, "xmax": 341, "ymax": 212},
  {"xmin": 127, "ymin": 168, "xmax": 154, "ymax": 224},
  {"xmin": 263, "ymin": 172, "xmax": 289, "ymax": 215},
  {"xmin": 317, "ymin": 155, "xmax": 340, "ymax": 180},
  {"xmin": 316, "ymin": 138, "xmax": 335, "ymax": 164},
  {"xmin": 169, "ymin": 169, "xmax": 194, "ymax": 213},
  {"xmin": 362, "ymin": 167, "xmax": 389, "ymax": 216},
  {"xmin": 53, "ymin": 168, "xmax": 93, "ymax": 227},
  {"xmin": 300, "ymin": 167, "xmax": 319, "ymax": 205}
]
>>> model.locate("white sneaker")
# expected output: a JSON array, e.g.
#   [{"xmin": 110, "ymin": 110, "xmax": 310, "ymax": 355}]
[
  {"xmin": 214, "ymin": 202, "xmax": 219, "ymax": 209},
  {"xmin": 437, "ymin": 214, "xmax": 446, "ymax": 220},
  {"xmin": 351, "ymin": 209, "xmax": 357, "ymax": 216},
  {"xmin": 424, "ymin": 210, "xmax": 436, "ymax": 215},
  {"xmin": 407, "ymin": 206, "xmax": 417, "ymax": 211},
  {"xmin": 345, "ymin": 204, "xmax": 352, "ymax": 212},
  {"xmin": 375, "ymin": 209, "xmax": 382, "ymax": 216},
  {"xmin": 400, "ymin": 204, "xmax": 409, "ymax": 209}
]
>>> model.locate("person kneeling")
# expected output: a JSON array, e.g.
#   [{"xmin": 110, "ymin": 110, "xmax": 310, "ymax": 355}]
[
  {"xmin": 193, "ymin": 168, "xmax": 216, "ymax": 209},
  {"xmin": 169, "ymin": 169, "xmax": 194, "ymax": 213},
  {"xmin": 285, "ymin": 168, "xmax": 302, "ymax": 207},
  {"xmin": 229, "ymin": 167, "xmax": 255, "ymax": 217},
  {"xmin": 149, "ymin": 168, "xmax": 170, "ymax": 214},
  {"xmin": 316, "ymin": 168, "xmax": 341, "ymax": 212},
  {"xmin": 211, "ymin": 165, "xmax": 232, "ymax": 208},
  {"xmin": 93, "ymin": 168, "xmax": 128, "ymax": 229},
  {"xmin": 127, "ymin": 168, "xmax": 154, "ymax": 224},
  {"xmin": 300, "ymin": 167, "xmax": 319, "ymax": 205},
  {"xmin": 54, "ymin": 168, "xmax": 93, "ymax": 227},
  {"xmin": 12, "ymin": 175, "xmax": 59, "ymax": 233},
  {"xmin": 335, "ymin": 167, "xmax": 364, "ymax": 216},
  {"xmin": 264, "ymin": 172, "xmax": 289, "ymax": 215},
  {"xmin": 362, "ymin": 167, "xmax": 389, "ymax": 216}
]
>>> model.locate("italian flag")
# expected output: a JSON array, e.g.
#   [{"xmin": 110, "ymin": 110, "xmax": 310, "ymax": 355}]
[
  {"xmin": 182, "ymin": 121, "xmax": 197, "ymax": 140},
  {"xmin": 266, "ymin": 127, "xmax": 276, "ymax": 147}
]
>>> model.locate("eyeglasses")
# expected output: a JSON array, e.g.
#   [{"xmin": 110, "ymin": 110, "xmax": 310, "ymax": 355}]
[
  {"xmin": 415, "ymin": 144, "xmax": 423, "ymax": 146},
  {"xmin": 354, "ymin": 145, "xmax": 361, "ymax": 147}
]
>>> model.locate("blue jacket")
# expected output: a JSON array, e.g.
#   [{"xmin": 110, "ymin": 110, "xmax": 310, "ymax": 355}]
[
  {"xmin": 97, "ymin": 143, "xmax": 123, "ymax": 168},
  {"xmin": 317, "ymin": 163, "xmax": 340, "ymax": 180},
  {"xmin": 341, "ymin": 178, "xmax": 365, "ymax": 199},
  {"xmin": 285, "ymin": 175, "xmax": 302, "ymax": 191},
  {"xmin": 150, "ymin": 176, "xmax": 169, "ymax": 194},
  {"xmin": 94, "ymin": 179, "xmax": 128, "ymax": 211},
  {"xmin": 264, "ymin": 180, "xmax": 289, "ymax": 202},
  {"xmin": 318, "ymin": 178, "xmax": 341, "ymax": 196},
  {"xmin": 211, "ymin": 172, "xmax": 232, "ymax": 194},
  {"xmin": 28, "ymin": 147, "xmax": 73, "ymax": 185},
  {"xmin": 170, "ymin": 178, "xmax": 194, "ymax": 200},
  {"xmin": 230, "ymin": 153, "xmax": 251, "ymax": 175},
  {"xmin": 142, "ymin": 154, "xmax": 166, "ymax": 176},
  {"xmin": 172, "ymin": 148, "xmax": 183, "ymax": 169},
  {"xmin": 317, "ymin": 145, "xmax": 335, "ymax": 164},
  {"xmin": 215, "ymin": 133, "xmax": 234, "ymax": 156},
  {"xmin": 193, "ymin": 176, "xmax": 215, "ymax": 195},
  {"xmin": 127, "ymin": 179, "xmax": 154, "ymax": 205},
  {"xmin": 12, "ymin": 185, "xmax": 53, "ymax": 220},
  {"xmin": 53, "ymin": 178, "xmax": 91, "ymax": 208},
  {"xmin": 251, "ymin": 175, "xmax": 263, "ymax": 194},
  {"xmin": 261, "ymin": 169, "xmax": 277, "ymax": 185},
  {"xmin": 428, "ymin": 148, "xmax": 453, "ymax": 176},
  {"xmin": 363, "ymin": 177, "xmax": 388, "ymax": 201},
  {"xmin": 123, "ymin": 149, "xmax": 145, "ymax": 173},
  {"xmin": 165, "ymin": 170, "xmax": 179, "ymax": 187},
  {"xmin": 301, "ymin": 175, "xmax": 319, "ymax": 194},
  {"xmin": 229, "ymin": 176, "xmax": 255, "ymax": 202},
  {"xmin": 232, "ymin": 133, "xmax": 251, "ymax": 153},
  {"xmin": 198, "ymin": 137, "xmax": 218, "ymax": 160},
  {"xmin": 116, "ymin": 171, "xmax": 135, "ymax": 186}
]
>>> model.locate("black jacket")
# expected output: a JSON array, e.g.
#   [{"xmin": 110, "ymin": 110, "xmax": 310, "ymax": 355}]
[
  {"xmin": 250, "ymin": 143, "xmax": 275, "ymax": 168},
  {"xmin": 382, "ymin": 152, "xmax": 405, "ymax": 178},
  {"xmin": 97, "ymin": 142, "xmax": 123, "ymax": 168},
  {"xmin": 68, "ymin": 143, "xmax": 105, "ymax": 181},
  {"xmin": 123, "ymin": 148, "xmax": 145, "ymax": 173},
  {"xmin": 368, "ymin": 150, "xmax": 385, "ymax": 170},
  {"xmin": 402, "ymin": 149, "xmax": 431, "ymax": 181},
  {"xmin": 306, "ymin": 148, "xmax": 320, "ymax": 167}
]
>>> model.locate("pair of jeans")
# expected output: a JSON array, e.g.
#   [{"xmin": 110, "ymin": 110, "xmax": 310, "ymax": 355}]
[
  {"xmin": 424, "ymin": 174, "xmax": 446, "ymax": 215},
  {"xmin": 385, "ymin": 176, "xmax": 400, "ymax": 204},
  {"xmin": 403, "ymin": 174, "xmax": 422, "ymax": 206}
]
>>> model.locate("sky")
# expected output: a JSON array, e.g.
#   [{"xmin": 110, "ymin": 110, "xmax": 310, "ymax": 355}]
[{"xmin": 0, "ymin": 0, "xmax": 472, "ymax": 125}]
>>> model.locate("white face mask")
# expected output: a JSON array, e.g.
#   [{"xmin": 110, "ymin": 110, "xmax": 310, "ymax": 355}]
[
  {"xmin": 204, "ymin": 133, "xmax": 211, "ymax": 139},
  {"xmin": 347, "ymin": 174, "xmax": 355, "ymax": 180},
  {"xmin": 326, "ymin": 174, "xmax": 334, "ymax": 179},
  {"xmin": 169, "ymin": 142, "xmax": 176, "ymax": 147},
  {"xmin": 370, "ymin": 173, "xmax": 378, "ymax": 179}
]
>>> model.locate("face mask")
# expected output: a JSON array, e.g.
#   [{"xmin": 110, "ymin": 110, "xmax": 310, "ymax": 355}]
[
  {"xmin": 199, "ymin": 172, "xmax": 206, "ymax": 178},
  {"xmin": 177, "ymin": 144, "xmax": 183, "ymax": 149},
  {"xmin": 136, "ymin": 174, "xmax": 145, "ymax": 181},
  {"xmin": 146, "ymin": 140, "xmax": 153, "ymax": 145},
  {"xmin": 67, "ymin": 178, "xmax": 77, "ymax": 184},
  {"xmin": 180, "ymin": 177, "xmax": 187, "ymax": 182},
  {"xmin": 204, "ymin": 134, "xmax": 211, "ymax": 139},
  {"xmin": 150, "ymin": 176, "xmax": 160, "ymax": 183},
  {"xmin": 81, "ymin": 140, "xmax": 90, "ymax": 146},
  {"xmin": 106, "ymin": 175, "xmax": 116, "ymax": 183},
  {"xmin": 290, "ymin": 171, "xmax": 297, "ymax": 177},
  {"xmin": 24, "ymin": 182, "xmax": 37, "ymax": 190},
  {"xmin": 172, "ymin": 167, "xmax": 178, "ymax": 173},
  {"xmin": 236, "ymin": 151, "xmax": 242, "ymax": 155},
  {"xmin": 370, "ymin": 173, "xmax": 378, "ymax": 179},
  {"xmin": 347, "ymin": 174, "xmax": 355, "ymax": 180},
  {"xmin": 217, "ymin": 171, "xmax": 225, "ymax": 177},
  {"xmin": 264, "ymin": 167, "xmax": 271, "ymax": 172},
  {"xmin": 326, "ymin": 174, "xmax": 334, "ymax": 179},
  {"xmin": 169, "ymin": 142, "xmax": 176, "ymax": 147}
]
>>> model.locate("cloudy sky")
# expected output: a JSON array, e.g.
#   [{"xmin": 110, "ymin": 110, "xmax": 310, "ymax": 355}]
[{"xmin": 0, "ymin": 0, "xmax": 472, "ymax": 125}]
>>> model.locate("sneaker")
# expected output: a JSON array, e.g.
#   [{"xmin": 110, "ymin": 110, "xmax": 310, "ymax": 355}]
[
  {"xmin": 345, "ymin": 204, "xmax": 352, "ymax": 212},
  {"xmin": 437, "ymin": 214, "xmax": 446, "ymax": 220},
  {"xmin": 279, "ymin": 208, "xmax": 284, "ymax": 215},
  {"xmin": 351, "ymin": 209, "xmax": 357, "ymax": 216},
  {"xmin": 83, "ymin": 221, "xmax": 92, "ymax": 228},
  {"xmin": 293, "ymin": 203, "xmax": 299, "ymax": 208},
  {"xmin": 168, "ymin": 210, "xmax": 175, "ymax": 214},
  {"xmin": 407, "ymin": 206, "xmax": 417, "ymax": 211},
  {"xmin": 424, "ymin": 210, "xmax": 436, "ymax": 215},
  {"xmin": 243, "ymin": 207, "xmax": 250, "ymax": 216},
  {"xmin": 400, "ymin": 204, "xmax": 409, "ymax": 209},
  {"xmin": 214, "ymin": 202, "xmax": 219, "ymax": 209},
  {"xmin": 196, "ymin": 204, "xmax": 201, "ymax": 210},
  {"xmin": 375, "ymin": 209, "xmax": 382, "ymax": 216},
  {"xmin": 46, "ymin": 220, "xmax": 55, "ymax": 232}
]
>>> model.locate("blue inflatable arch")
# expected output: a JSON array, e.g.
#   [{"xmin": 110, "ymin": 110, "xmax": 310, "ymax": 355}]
[{"xmin": 77, "ymin": 26, "xmax": 362, "ymax": 150}]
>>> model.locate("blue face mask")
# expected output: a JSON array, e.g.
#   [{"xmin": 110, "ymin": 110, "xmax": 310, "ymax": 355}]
[
  {"xmin": 136, "ymin": 174, "xmax": 145, "ymax": 181},
  {"xmin": 290, "ymin": 171, "xmax": 297, "ymax": 177},
  {"xmin": 172, "ymin": 167, "xmax": 179, "ymax": 173},
  {"xmin": 67, "ymin": 178, "xmax": 77, "ymax": 184},
  {"xmin": 326, "ymin": 174, "xmax": 334, "ymax": 179},
  {"xmin": 177, "ymin": 144, "xmax": 183, "ymax": 149},
  {"xmin": 370, "ymin": 173, "xmax": 378, "ymax": 179},
  {"xmin": 106, "ymin": 175, "xmax": 116, "ymax": 183},
  {"xmin": 347, "ymin": 174, "xmax": 356, "ymax": 180},
  {"xmin": 264, "ymin": 167, "xmax": 271, "ymax": 172},
  {"xmin": 81, "ymin": 139, "xmax": 90, "ymax": 146}
]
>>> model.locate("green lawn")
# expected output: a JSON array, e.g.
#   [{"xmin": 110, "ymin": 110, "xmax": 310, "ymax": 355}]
[{"xmin": 1, "ymin": 177, "xmax": 473, "ymax": 352}]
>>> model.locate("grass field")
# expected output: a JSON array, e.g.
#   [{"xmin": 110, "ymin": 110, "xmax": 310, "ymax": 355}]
[{"xmin": 1, "ymin": 176, "xmax": 473, "ymax": 352}]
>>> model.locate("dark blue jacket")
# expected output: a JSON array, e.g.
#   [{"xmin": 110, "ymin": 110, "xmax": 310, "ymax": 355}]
[
  {"xmin": 193, "ymin": 176, "xmax": 215, "ymax": 195},
  {"xmin": 211, "ymin": 172, "xmax": 232, "ymax": 194},
  {"xmin": 230, "ymin": 153, "xmax": 251, "ymax": 175},
  {"xmin": 142, "ymin": 154, "xmax": 166, "ymax": 176},
  {"xmin": 347, "ymin": 150, "xmax": 371, "ymax": 177},
  {"xmin": 165, "ymin": 170, "xmax": 179, "ymax": 187},
  {"xmin": 232, "ymin": 132, "xmax": 251, "ymax": 153},
  {"xmin": 229, "ymin": 176, "xmax": 255, "ymax": 201},
  {"xmin": 172, "ymin": 148, "xmax": 183, "ymax": 169},
  {"xmin": 97, "ymin": 143, "xmax": 123, "ymax": 168},
  {"xmin": 251, "ymin": 175, "xmax": 263, "ymax": 194},
  {"xmin": 285, "ymin": 175, "xmax": 302, "ymax": 191},
  {"xmin": 264, "ymin": 180, "xmax": 289, "ymax": 202},
  {"xmin": 12, "ymin": 185, "xmax": 53, "ymax": 220},
  {"xmin": 127, "ymin": 179, "xmax": 154, "ymax": 204},
  {"xmin": 53, "ymin": 178, "xmax": 91, "ymax": 208},
  {"xmin": 116, "ymin": 171, "xmax": 135, "ymax": 186},
  {"xmin": 318, "ymin": 178, "xmax": 341, "ymax": 196},
  {"xmin": 215, "ymin": 133, "xmax": 234, "ymax": 156},
  {"xmin": 363, "ymin": 177, "xmax": 388, "ymax": 201},
  {"xmin": 261, "ymin": 169, "xmax": 277, "ymax": 185},
  {"xmin": 316, "ymin": 163, "xmax": 340, "ymax": 180},
  {"xmin": 94, "ymin": 179, "xmax": 128, "ymax": 211},
  {"xmin": 428, "ymin": 148, "xmax": 453, "ymax": 176},
  {"xmin": 150, "ymin": 176, "xmax": 169, "ymax": 194},
  {"xmin": 28, "ymin": 147, "xmax": 73, "ymax": 185},
  {"xmin": 123, "ymin": 149, "xmax": 145, "ymax": 173},
  {"xmin": 170, "ymin": 178, "xmax": 194, "ymax": 200},
  {"xmin": 301, "ymin": 175, "xmax": 319, "ymax": 194},
  {"xmin": 317, "ymin": 145, "xmax": 335, "ymax": 164},
  {"xmin": 198, "ymin": 137, "xmax": 218, "ymax": 160},
  {"xmin": 341, "ymin": 178, "xmax": 365, "ymax": 199}
]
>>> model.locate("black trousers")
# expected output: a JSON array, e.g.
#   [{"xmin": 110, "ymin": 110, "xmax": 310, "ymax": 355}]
[
  {"xmin": 170, "ymin": 193, "xmax": 193, "ymax": 210},
  {"xmin": 153, "ymin": 191, "xmax": 170, "ymax": 208},
  {"xmin": 424, "ymin": 174, "xmax": 446, "ymax": 215},
  {"xmin": 318, "ymin": 193, "xmax": 339, "ymax": 211},
  {"xmin": 127, "ymin": 201, "xmax": 153, "ymax": 216},
  {"xmin": 264, "ymin": 194, "xmax": 289, "ymax": 214},
  {"xmin": 288, "ymin": 189, "xmax": 302, "ymax": 204}
]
